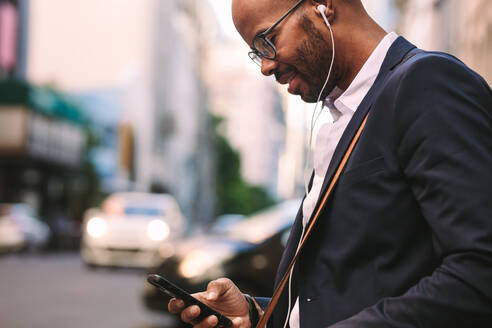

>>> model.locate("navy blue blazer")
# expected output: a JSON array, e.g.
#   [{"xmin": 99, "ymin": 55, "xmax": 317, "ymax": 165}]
[{"xmin": 256, "ymin": 37, "xmax": 492, "ymax": 327}]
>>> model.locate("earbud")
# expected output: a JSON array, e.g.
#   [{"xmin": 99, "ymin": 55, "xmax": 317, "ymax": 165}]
[
  {"xmin": 317, "ymin": 5, "xmax": 330, "ymax": 26},
  {"xmin": 317, "ymin": 4, "xmax": 327, "ymax": 15}
]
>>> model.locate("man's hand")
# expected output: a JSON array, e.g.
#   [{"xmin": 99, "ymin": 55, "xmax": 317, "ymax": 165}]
[{"xmin": 168, "ymin": 278, "xmax": 251, "ymax": 328}]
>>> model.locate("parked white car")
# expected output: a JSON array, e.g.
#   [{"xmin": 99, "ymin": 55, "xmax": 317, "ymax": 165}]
[
  {"xmin": 81, "ymin": 192, "xmax": 185, "ymax": 268},
  {"xmin": 0, "ymin": 203, "xmax": 50, "ymax": 252}
]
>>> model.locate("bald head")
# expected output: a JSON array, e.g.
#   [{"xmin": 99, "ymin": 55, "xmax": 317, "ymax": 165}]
[
  {"xmin": 232, "ymin": 0, "xmax": 290, "ymax": 46},
  {"xmin": 232, "ymin": 0, "xmax": 366, "ymax": 45},
  {"xmin": 231, "ymin": 0, "xmax": 386, "ymax": 101}
]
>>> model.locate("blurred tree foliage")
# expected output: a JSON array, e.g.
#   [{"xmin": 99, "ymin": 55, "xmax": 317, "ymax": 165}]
[{"xmin": 212, "ymin": 115, "xmax": 276, "ymax": 216}]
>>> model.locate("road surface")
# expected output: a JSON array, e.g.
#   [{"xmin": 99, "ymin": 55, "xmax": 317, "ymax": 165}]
[{"xmin": 0, "ymin": 252, "xmax": 177, "ymax": 328}]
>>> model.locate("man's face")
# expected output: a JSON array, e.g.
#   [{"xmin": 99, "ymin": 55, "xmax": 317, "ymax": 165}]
[{"xmin": 232, "ymin": 0, "xmax": 338, "ymax": 102}]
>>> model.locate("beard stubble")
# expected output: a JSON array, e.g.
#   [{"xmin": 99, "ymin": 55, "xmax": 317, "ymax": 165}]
[{"xmin": 295, "ymin": 15, "xmax": 338, "ymax": 102}]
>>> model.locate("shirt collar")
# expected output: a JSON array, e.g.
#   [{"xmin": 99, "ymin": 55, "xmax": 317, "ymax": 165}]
[{"xmin": 324, "ymin": 32, "xmax": 399, "ymax": 118}]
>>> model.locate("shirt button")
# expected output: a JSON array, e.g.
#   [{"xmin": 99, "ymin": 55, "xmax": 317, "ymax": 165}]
[{"xmin": 306, "ymin": 298, "xmax": 312, "ymax": 302}]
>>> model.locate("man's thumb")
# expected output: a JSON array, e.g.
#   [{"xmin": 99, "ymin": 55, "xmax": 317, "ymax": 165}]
[{"xmin": 206, "ymin": 278, "xmax": 232, "ymax": 301}]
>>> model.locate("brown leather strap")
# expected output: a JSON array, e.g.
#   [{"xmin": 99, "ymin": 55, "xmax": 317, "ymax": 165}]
[{"xmin": 256, "ymin": 112, "xmax": 370, "ymax": 328}]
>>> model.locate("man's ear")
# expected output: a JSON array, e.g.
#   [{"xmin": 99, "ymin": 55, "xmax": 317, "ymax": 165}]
[{"xmin": 311, "ymin": 0, "xmax": 335, "ymax": 23}]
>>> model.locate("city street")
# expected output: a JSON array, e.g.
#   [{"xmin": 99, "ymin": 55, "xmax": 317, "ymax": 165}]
[{"xmin": 0, "ymin": 253, "xmax": 176, "ymax": 328}]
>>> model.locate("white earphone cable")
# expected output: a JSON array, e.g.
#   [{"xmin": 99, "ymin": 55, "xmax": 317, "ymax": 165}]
[
  {"xmin": 282, "ymin": 225, "xmax": 306, "ymax": 328},
  {"xmin": 304, "ymin": 7, "xmax": 336, "ymax": 195}
]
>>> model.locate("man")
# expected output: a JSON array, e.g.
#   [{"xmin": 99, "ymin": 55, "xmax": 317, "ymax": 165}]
[{"xmin": 169, "ymin": 0, "xmax": 492, "ymax": 327}]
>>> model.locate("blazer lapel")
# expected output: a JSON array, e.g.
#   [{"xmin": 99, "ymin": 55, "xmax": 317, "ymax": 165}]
[
  {"xmin": 310, "ymin": 37, "xmax": 417, "ymax": 223},
  {"xmin": 274, "ymin": 205, "xmax": 303, "ymax": 287},
  {"xmin": 274, "ymin": 171, "xmax": 314, "ymax": 287}
]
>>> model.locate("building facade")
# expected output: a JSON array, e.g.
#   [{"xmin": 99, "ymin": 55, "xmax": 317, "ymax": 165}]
[{"xmin": 398, "ymin": 0, "xmax": 492, "ymax": 83}]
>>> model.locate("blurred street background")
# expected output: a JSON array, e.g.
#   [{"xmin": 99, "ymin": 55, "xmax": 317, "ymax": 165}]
[{"xmin": 0, "ymin": 0, "xmax": 491, "ymax": 327}]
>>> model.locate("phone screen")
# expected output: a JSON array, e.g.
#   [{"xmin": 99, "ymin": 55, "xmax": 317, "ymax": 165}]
[{"xmin": 147, "ymin": 274, "xmax": 233, "ymax": 328}]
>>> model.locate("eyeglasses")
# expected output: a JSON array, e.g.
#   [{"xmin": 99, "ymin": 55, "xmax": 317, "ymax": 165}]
[{"xmin": 248, "ymin": 0, "xmax": 305, "ymax": 66}]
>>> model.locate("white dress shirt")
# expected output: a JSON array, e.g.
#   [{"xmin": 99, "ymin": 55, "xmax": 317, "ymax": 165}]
[{"xmin": 288, "ymin": 31, "xmax": 399, "ymax": 328}]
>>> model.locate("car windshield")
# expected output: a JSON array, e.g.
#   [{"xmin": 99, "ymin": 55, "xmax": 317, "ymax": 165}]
[
  {"xmin": 225, "ymin": 199, "xmax": 300, "ymax": 244},
  {"xmin": 124, "ymin": 207, "xmax": 163, "ymax": 216}
]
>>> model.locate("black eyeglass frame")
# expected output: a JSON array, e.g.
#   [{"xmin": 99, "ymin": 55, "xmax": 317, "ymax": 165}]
[{"xmin": 248, "ymin": 0, "xmax": 305, "ymax": 65}]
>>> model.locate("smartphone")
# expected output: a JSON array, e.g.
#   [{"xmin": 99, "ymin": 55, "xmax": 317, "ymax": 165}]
[{"xmin": 147, "ymin": 274, "xmax": 233, "ymax": 328}]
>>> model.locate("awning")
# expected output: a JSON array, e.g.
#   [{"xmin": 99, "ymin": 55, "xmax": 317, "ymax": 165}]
[{"xmin": 0, "ymin": 80, "xmax": 87, "ymax": 125}]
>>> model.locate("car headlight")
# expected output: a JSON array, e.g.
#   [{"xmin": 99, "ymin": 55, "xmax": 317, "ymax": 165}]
[
  {"xmin": 87, "ymin": 217, "xmax": 107, "ymax": 238},
  {"xmin": 147, "ymin": 219, "xmax": 170, "ymax": 241},
  {"xmin": 178, "ymin": 246, "xmax": 233, "ymax": 279}
]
